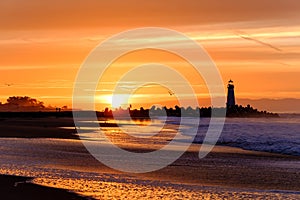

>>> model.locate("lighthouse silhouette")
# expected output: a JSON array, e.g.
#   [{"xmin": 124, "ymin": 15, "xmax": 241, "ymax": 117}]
[{"xmin": 226, "ymin": 79, "xmax": 236, "ymax": 108}]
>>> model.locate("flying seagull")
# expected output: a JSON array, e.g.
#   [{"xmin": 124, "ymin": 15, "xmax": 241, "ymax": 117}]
[{"xmin": 168, "ymin": 90, "xmax": 175, "ymax": 96}]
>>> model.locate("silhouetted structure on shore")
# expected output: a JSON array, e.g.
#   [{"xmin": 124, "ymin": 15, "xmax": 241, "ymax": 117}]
[
  {"xmin": 98, "ymin": 79, "xmax": 278, "ymax": 118},
  {"xmin": 226, "ymin": 104, "xmax": 278, "ymax": 117},
  {"xmin": 226, "ymin": 79, "xmax": 236, "ymax": 108},
  {"xmin": 98, "ymin": 104, "xmax": 278, "ymax": 118},
  {"xmin": 0, "ymin": 104, "xmax": 279, "ymax": 119},
  {"xmin": 0, "ymin": 80, "xmax": 279, "ymax": 119},
  {"xmin": 224, "ymin": 79, "xmax": 278, "ymax": 117}
]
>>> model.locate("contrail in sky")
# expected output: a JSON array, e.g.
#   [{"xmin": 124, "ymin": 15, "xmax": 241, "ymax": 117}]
[{"xmin": 236, "ymin": 30, "xmax": 282, "ymax": 52}]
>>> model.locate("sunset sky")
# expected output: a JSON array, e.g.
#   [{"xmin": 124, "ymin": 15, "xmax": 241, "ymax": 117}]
[{"xmin": 0, "ymin": 0, "xmax": 299, "ymax": 111}]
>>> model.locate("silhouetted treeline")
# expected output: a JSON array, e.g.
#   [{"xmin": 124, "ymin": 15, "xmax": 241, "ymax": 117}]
[
  {"xmin": 101, "ymin": 104, "xmax": 279, "ymax": 118},
  {"xmin": 0, "ymin": 96, "xmax": 69, "ymax": 112},
  {"xmin": 0, "ymin": 104, "xmax": 278, "ymax": 118},
  {"xmin": 0, "ymin": 96, "xmax": 278, "ymax": 118}
]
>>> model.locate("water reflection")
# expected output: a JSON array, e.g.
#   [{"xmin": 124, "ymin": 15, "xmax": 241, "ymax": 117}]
[{"xmin": 77, "ymin": 118, "xmax": 181, "ymax": 153}]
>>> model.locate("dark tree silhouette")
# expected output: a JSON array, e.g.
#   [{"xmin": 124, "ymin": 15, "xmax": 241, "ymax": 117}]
[{"xmin": 6, "ymin": 96, "xmax": 45, "ymax": 108}]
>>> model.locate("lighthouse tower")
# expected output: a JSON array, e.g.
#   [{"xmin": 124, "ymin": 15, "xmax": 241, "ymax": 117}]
[{"xmin": 226, "ymin": 79, "xmax": 236, "ymax": 107}]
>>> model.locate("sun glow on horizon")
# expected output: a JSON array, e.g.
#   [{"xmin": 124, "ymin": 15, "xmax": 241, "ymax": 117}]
[
  {"xmin": 1, "ymin": 1, "xmax": 300, "ymax": 112},
  {"xmin": 98, "ymin": 94, "xmax": 130, "ymax": 109}
]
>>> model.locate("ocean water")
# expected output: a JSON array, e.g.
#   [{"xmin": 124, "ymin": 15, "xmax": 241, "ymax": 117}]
[
  {"xmin": 98, "ymin": 114, "xmax": 300, "ymax": 156},
  {"xmin": 195, "ymin": 115, "xmax": 300, "ymax": 156},
  {"xmin": 0, "ymin": 115, "xmax": 299, "ymax": 199}
]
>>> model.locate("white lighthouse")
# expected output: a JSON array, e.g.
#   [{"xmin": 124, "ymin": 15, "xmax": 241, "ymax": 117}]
[{"xmin": 226, "ymin": 79, "xmax": 236, "ymax": 107}]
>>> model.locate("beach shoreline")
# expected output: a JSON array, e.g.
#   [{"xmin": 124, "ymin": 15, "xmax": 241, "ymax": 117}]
[
  {"xmin": 0, "ymin": 137, "xmax": 299, "ymax": 197},
  {"xmin": 0, "ymin": 117, "xmax": 299, "ymax": 199}
]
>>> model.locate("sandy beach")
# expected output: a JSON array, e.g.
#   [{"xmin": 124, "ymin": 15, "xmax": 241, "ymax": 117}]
[{"xmin": 0, "ymin": 117, "xmax": 299, "ymax": 199}]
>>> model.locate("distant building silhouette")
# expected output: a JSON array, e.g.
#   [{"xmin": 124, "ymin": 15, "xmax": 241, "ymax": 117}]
[{"xmin": 226, "ymin": 79, "xmax": 236, "ymax": 107}]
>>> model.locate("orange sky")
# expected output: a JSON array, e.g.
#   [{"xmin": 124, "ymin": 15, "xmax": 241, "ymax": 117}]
[{"xmin": 0, "ymin": 0, "xmax": 299, "ymax": 110}]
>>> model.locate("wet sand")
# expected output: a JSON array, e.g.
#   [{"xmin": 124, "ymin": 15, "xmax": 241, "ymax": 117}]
[
  {"xmin": 0, "ymin": 117, "xmax": 78, "ymax": 139},
  {"xmin": 149, "ymin": 145, "xmax": 300, "ymax": 191},
  {"xmin": 0, "ymin": 117, "xmax": 299, "ymax": 199}
]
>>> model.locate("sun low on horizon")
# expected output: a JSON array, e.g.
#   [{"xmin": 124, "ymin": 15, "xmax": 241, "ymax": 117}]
[{"xmin": 0, "ymin": 0, "xmax": 300, "ymax": 113}]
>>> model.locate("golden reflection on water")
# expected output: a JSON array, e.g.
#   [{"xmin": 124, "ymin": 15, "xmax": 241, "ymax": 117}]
[{"xmin": 78, "ymin": 118, "xmax": 180, "ymax": 152}]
